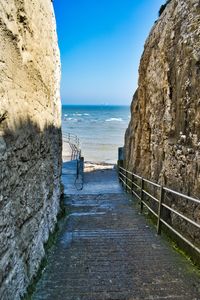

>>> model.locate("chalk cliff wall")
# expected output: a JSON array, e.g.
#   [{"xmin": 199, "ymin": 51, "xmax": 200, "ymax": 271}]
[
  {"xmin": 0, "ymin": 0, "xmax": 61, "ymax": 299},
  {"xmin": 125, "ymin": 0, "xmax": 200, "ymax": 243}
]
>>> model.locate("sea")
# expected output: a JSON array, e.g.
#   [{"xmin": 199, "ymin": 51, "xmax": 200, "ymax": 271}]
[{"xmin": 62, "ymin": 105, "xmax": 130, "ymax": 164}]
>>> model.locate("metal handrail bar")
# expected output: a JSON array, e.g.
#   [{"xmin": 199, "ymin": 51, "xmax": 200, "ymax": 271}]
[
  {"xmin": 162, "ymin": 203, "xmax": 200, "ymax": 229},
  {"xmin": 63, "ymin": 133, "xmax": 80, "ymax": 144},
  {"xmin": 132, "ymin": 181, "xmax": 141, "ymax": 190},
  {"xmin": 143, "ymin": 189, "xmax": 159, "ymax": 203},
  {"xmin": 64, "ymin": 139, "xmax": 79, "ymax": 146},
  {"xmin": 63, "ymin": 135, "xmax": 78, "ymax": 141},
  {"xmin": 119, "ymin": 172, "xmax": 126, "ymax": 178},
  {"xmin": 164, "ymin": 187, "xmax": 200, "ymax": 204},
  {"xmin": 63, "ymin": 132, "xmax": 78, "ymax": 138},
  {"xmin": 63, "ymin": 139, "xmax": 79, "ymax": 149},
  {"xmin": 142, "ymin": 201, "xmax": 158, "ymax": 218},
  {"xmin": 120, "ymin": 178, "xmax": 131, "ymax": 190},
  {"xmin": 126, "ymin": 177, "xmax": 133, "ymax": 183},
  {"xmin": 119, "ymin": 167, "xmax": 142, "ymax": 179},
  {"xmin": 160, "ymin": 218, "xmax": 200, "ymax": 255},
  {"xmin": 63, "ymin": 134, "xmax": 77, "ymax": 140},
  {"xmin": 132, "ymin": 173, "xmax": 142, "ymax": 179},
  {"xmin": 119, "ymin": 167, "xmax": 134, "ymax": 176},
  {"xmin": 120, "ymin": 177, "xmax": 126, "ymax": 186},
  {"xmin": 131, "ymin": 189, "xmax": 141, "ymax": 200},
  {"xmin": 143, "ymin": 177, "xmax": 160, "ymax": 188}
]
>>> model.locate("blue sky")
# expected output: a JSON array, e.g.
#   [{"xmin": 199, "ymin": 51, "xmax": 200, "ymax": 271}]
[{"xmin": 53, "ymin": 0, "xmax": 165, "ymax": 105}]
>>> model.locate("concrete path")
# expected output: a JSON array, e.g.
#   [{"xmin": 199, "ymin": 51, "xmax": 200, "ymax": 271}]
[{"xmin": 32, "ymin": 163, "xmax": 200, "ymax": 300}]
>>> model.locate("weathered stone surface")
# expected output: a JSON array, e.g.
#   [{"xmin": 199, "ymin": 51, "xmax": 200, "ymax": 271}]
[
  {"xmin": 0, "ymin": 0, "xmax": 61, "ymax": 299},
  {"xmin": 125, "ymin": 0, "xmax": 200, "ymax": 244}
]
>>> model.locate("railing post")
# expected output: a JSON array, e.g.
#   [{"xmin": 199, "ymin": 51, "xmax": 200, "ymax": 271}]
[
  {"xmin": 131, "ymin": 173, "xmax": 134, "ymax": 196},
  {"xmin": 118, "ymin": 167, "xmax": 121, "ymax": 183},
  {"xmin": 157, "ymin": 185, "xmax": 164, "ymax": 235},
  {"xmin": 125, "ymin": 169, "xmax": 128, "ymax": 192},
  {"xmin": 140, "ymin": 177, "xmax": 144, "ymax": 213},
  {"xmin": 121, "ymin": 168, "xmax": 124, "ymax": 188},
  {"xmin": 76, "ymin": 159, "xmax": 79, "ymax": 177}
]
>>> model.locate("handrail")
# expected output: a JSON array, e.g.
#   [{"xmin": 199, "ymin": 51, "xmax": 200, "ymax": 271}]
[
  {"xmin": 118, "ymin": 165, "xmax": 200, "ymax": 256},
  {"xmin": 163, "ymin": 187, "xmax": 200, "ymax": 204},
  {"xmin": 143, "ymin": 177, "xmax": 160, "ymax": 188},
  {"xmin": 63, "ymin": 132, "xmax": 80, "ymax": 147},
  {"xmin": 119, "ymin": 166, "xmax": 199, "ymax": 204},
  {"xmin": 63, "ymin": 132, "xmax": 81, "ymax": 160}
]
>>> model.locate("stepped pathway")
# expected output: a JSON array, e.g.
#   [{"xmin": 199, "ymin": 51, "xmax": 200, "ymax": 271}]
[{"xmin": 32, "ymin": 163, "xmax": 200, "ymax": 300}]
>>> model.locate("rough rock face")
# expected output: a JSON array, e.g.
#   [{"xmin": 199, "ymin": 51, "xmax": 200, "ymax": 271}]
[
  {"xmin": 0, "ymin": 1, "xmax": 61, "ymax": 299},
  {"xmin": 125, "ymin": 0, "xmax": 200, "ymax": 243}
]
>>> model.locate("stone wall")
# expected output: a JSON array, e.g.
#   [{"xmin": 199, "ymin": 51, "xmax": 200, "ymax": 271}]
[
  {"xmin": 0, "ymin": 0, "xmax": 62, "ymax": 299},
  {"xmin": 125, "ymin": 0, "xmax": 200, "ymax": 244}
]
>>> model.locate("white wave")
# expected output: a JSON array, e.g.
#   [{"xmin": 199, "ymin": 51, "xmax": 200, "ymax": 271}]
[
  {"xmin": 64, "ymin": 114, "xmax": 68, "ymax": 117},
  {"xmin": 73, "ymin": 113, "xmax": 82, "ymax": 116},
  {"xmin": 106, "ymin": 118, "xmax": 123, "ymax": 122},
  {"xmin": 84, "ymin": 113, "xmax": 90, "ymax": 116},
  {"xmin": 65, "ymin": 117, "xmax": 78, "ymax": 122}
]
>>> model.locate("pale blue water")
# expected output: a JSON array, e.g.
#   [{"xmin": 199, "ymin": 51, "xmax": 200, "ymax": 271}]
[{"xmin": 62, "ymin": 105, "xmax": 130, "ymax": 164}]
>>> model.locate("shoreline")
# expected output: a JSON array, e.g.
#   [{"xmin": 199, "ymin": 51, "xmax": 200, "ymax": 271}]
[
  {"xmin": 84, "ymin": 160, "xmax": 115, "ymax": 166},
  {"xmin": 83, "ymin": 161, "xmax": 116, "ymax": 172}
]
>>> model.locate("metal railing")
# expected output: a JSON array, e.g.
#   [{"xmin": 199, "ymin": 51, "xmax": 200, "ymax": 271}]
[
  {"xmin": 118, "ymin": 166, "xmax": 200, "ymax": 255},
  {"xmin": 63, "ymin": 132, "xmax": 81, "ymax": 160}
]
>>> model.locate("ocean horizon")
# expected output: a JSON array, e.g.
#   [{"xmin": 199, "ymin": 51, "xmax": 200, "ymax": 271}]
[{"xmin": 62, "ymin": 104, "xmax": 130, "ymax": 164}]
